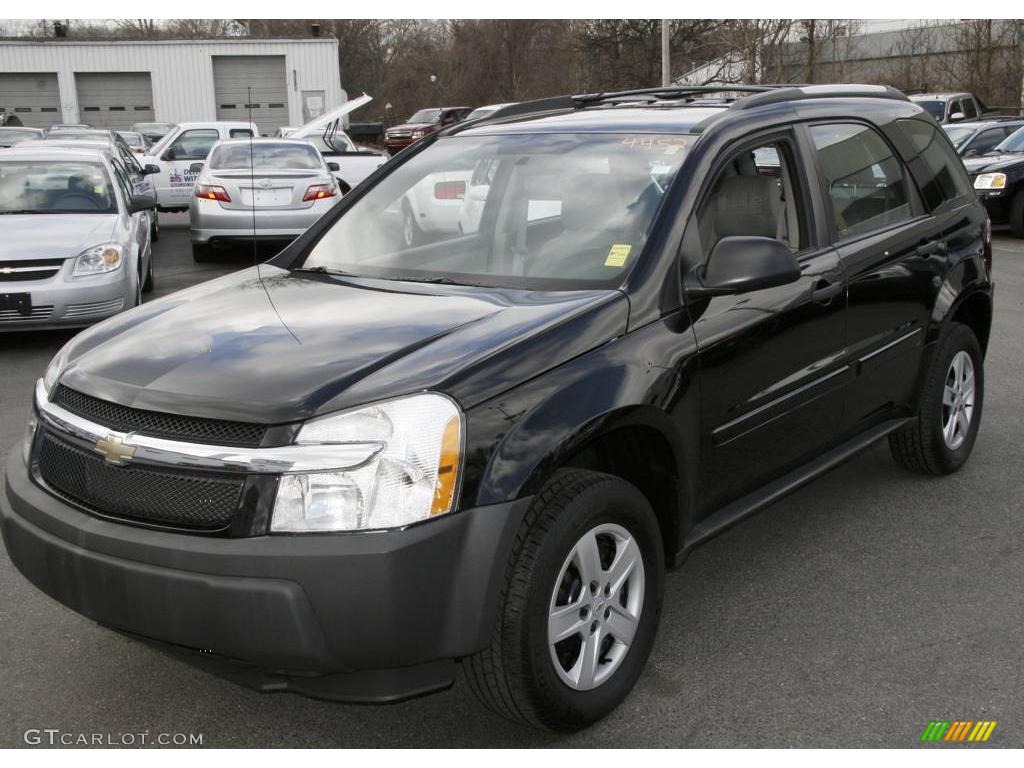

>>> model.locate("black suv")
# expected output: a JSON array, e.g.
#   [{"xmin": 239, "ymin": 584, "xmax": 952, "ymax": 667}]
[
  {"xmin": 2, "ymin": 84, "xmax": 993, "ymax": 732},
  {"xmin": 964, "ymin": 125, "xmax": 1024, "ymax": 236}
]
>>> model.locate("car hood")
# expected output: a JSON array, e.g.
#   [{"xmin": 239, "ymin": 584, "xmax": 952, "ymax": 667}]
[
  {"xmin": 58, "ymin": 266, "xmax": 628, "ymax": 424},
  {"xmin": 962, "ymin": 152, "xmax": 1024, "ymax": 174},
  {"xmin": 0, "ymin": 214, "xmax": 117, "ymax": 262}
]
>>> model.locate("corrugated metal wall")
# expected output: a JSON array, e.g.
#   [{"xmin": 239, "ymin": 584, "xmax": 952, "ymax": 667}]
[{"xmin": 0, "ymin": 38, "xmax": 345, "ymax": 131}]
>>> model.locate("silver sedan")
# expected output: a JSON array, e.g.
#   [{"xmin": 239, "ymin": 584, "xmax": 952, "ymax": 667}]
[
  {"xmin": 189, "ymin": 139, "xmax": 341, "ymax": 262},
  {"xmin": 0, "ymin": 146, "xmax": 155, "ymax": 330}
]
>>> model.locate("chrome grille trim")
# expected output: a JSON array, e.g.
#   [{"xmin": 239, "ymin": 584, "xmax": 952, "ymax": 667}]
[{"xmin": 35, "ymin": 379, "xmax": 382, "ymax": 474}]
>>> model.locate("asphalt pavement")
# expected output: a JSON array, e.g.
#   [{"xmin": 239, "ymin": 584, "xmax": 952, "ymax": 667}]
[{"xmin": 1, "ymin": 213, "xmax": 1021, "ymax": 747}]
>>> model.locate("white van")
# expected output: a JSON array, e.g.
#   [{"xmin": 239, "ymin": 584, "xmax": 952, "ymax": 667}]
[{"xmin": 143, "ymin": 121, "xmax": 258, "ymax": 210}]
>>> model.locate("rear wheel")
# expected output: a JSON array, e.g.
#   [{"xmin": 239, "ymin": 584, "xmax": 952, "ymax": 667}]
[
  {"xmin": 401, "ymin": 202, "xmax": 423, "ymax": 249},
  {"xmin": 1009, "ymin": 190, "xmax": 1024, "ymax": 239},
  {"xmin": 150, "ymin": 212, "xmax": 160, "ymax": 242},
  {"xmin": 142, "ymin": 250, "xmax": 154, "ymax": 293},
  {"xmin": 191, "ymin": 243, "xmax": 213, "ymax": 263},
  {"xmin": 889, "ymin": 322, "xmax": 983, "ymax": 474},
  {"xmin": 465, "ymin": 469, "xmax": 664, "ymax": 732}
]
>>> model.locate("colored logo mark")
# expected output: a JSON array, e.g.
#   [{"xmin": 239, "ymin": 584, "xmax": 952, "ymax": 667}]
[{"xmin": 921, "ymin": 720, "xmax": 997, "ymax": 743}]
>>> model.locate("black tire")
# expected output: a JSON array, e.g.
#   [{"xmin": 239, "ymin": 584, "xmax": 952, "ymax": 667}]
[
  {"xmin": 142, "ymin": 251, "xmax": 155, "ymax": 293},
  {"xmin": 191, "ymin": 243, "xmax": 213, "ymax": 263},
  {"xmin": 401, "ymin": 201, "xmax": 423, "ymax": 249},
  {"xmin": 889, "ymin": 322, "xmax": 984, "ymax": 475},
  {"xmin": 150, "ymin": 213, "xmax": 160, "ymax": 242},
  {"xmin": 1009, "ymin": 190, "xmax": 1024, "ymax": 239},
  {"xmin": 465, "ymin": 469, "xmax": 665, "ymax": 732}
]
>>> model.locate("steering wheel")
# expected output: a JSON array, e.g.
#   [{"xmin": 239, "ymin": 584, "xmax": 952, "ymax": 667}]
[{"xmin": 51, "ymin": 193, "xmax": 101, "ymax": 211}]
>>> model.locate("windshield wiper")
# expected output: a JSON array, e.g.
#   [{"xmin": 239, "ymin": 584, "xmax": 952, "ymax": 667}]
[{"xmin": 291, "ymin": 265, "xmax": 357, "ymax": 277}]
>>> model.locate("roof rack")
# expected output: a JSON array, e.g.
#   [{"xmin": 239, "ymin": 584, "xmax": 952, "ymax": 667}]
[{"xmin": 449, "ymin": 83, "xmax": 911, "ymax": 134}]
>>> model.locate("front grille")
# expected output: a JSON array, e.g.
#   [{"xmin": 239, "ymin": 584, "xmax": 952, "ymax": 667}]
[
  {"xmin": 0, "ymin": 258, "xmax": 64, "ymax": 282},
  {"xmin": 0, "ymin": 305, "xmax": 53, "ymax": 322},
  {"xmin": 37, "ymin": 431, "xmax": 244, "ymax": 531},
  {"xmin": 54, "ymin": 385, "xmax": 268, "ymax": 447}
]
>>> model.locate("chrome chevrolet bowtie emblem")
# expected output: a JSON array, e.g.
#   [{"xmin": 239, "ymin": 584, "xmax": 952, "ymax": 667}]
[{"xmin": 94, "ymin": 434, "xmax": 136, "ymax": 466}]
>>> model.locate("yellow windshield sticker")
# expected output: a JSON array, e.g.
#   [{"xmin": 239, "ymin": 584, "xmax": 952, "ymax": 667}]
[
  {"xmin": 93, "ymin": 185, "xmax": 105, "ymax": 195},
  {"xmin": 605, "ymin": 244, "xmax": 632, "ymax": 267}
]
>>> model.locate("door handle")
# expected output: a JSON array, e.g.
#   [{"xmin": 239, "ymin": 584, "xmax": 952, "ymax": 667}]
[
  {"xmin": 916, "ymin": 240, "xmax": 946, "ymax": 257},
  {"xmin": 812, "ymin": 280, "xmax": 843, "ymax": 304}
]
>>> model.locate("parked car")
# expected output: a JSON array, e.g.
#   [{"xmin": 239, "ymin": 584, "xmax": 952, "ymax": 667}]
[
  {"xmin": 909, "ymin": 92, "xmax": 995, "ymax": 124},
  {"xmin": 963, "ymin": 125, "xmax": 1024, "ymax": 236},
  {"xmin": 141, "ymin": 121, "xmax": 257, "ymax": 210},
  {"xmin": 35, "ymin": 135, "xmax": 163, "ymax": 243},
  {"xmin": 3, "ymin": 84, "xmax": 992, "ymax": 732},
  {"xmin": 288, "ymin": 94, "xmax": 386, "ymax": 193},
  {"xmin": 0, "ymin": 146, "xmax": 155, "ymax": 329},
  {"xmin": 941, "ymin": 118, "xmax": 1024, "ymax": 157},
  {"xmin": 384, "ymin": 106, "xmax": 472, "ymax": 154},
  {"xmin": 45, "ymin": 123, "xmax": 91, "ymax": 133},
  {"xmin": 275, "ymin": 126, "xmax": 299, "ymax": 137},
  {"xmin": 0, "ymin": 126, "xmax": 44, "ymax": 147},
  {"xmin": 116, "ymin": 130, "xmax": 153, "ymax": 155},
  {"xmin": 464, "ymin": 102, "xmax": 514, "ymax": 121},
  {"xmin": 189, "ymin": 138, "xmax": 341, "ymax": 261},
  {"xmin": 130, "ymin": 122, "xmax": 176, "ymax": 144}
]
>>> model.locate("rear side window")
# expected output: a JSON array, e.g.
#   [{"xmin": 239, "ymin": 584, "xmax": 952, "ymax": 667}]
[
  {"xmin": 895, "ymin": 119, "xmax": 972, "ymax": 209},
  {"xmin": 810, "ymin": 123, "xmax": 912, "ymax": 238}
]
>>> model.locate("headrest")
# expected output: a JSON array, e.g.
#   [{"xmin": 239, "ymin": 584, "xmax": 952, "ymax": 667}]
[{"xmin": 711, "ymin": 175, "xmax": 781, "ymax": 240}]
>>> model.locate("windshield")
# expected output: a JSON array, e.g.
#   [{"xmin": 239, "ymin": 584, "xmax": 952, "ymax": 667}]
[
  {"xmin": 995, "ymin": 127, "xmax": 1024, "ymax": 153},
  {"xmin": 301, "ymin": 132, "xmax": 694, "ymax": 289},
  {"xmin": 408, "ymin": 109, "xmax": 441, "ymax": 124},
  {"xmin": 0, "ymin": 160, "xmax": 117, "ymax": 214},
  {"xmin": 915, "ymin": 100, "xmax": 945, "ymax": 120},
  {"xmin": 942, "ymin": 125, "xmax": 974, "ymax": 147},
  {"xmin": 208, "ymin": 142, "xmax": 323, "ymax": 170}
]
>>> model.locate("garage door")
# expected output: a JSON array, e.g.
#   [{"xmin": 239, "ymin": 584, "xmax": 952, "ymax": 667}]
[
  {"xmin": 0, "ymin": 73, "xmax": 60, "ymax": 128},
  {"xmin": 75, "ymin": 72, "xmax": 154, "ymax": 130},
  {"xmin": 213, "ymin": 56, "xmax": 289, "ymax": 135}
]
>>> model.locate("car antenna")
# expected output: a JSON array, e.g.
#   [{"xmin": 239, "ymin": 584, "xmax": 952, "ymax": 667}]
[{"xmin": 248, "ymin": 86, "xmax": 258, "ymax": 268}]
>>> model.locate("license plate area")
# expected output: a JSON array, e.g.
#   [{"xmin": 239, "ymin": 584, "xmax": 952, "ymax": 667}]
[
  {"xmin": 241, "ymin": 188, "xmax": 291, "ymax": 207},
  {"xmin": 0, "ymin": 292, "xmax": 31, "ymax": 316}
]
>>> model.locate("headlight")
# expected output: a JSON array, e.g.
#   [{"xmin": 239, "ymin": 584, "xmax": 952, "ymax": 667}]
[
  {"xmin": 271, "ymin": 393, "xmax": 462, "ymax": 533},
  {"xmin": 42, "ymin": 342, "xmax": 72, "ymax": 396},
  {"xmin": 411, "ymin": 129, "xmax": 426, "ymax": 138},
  {"xmin": 21, "ymin": 409, "xmax": 38, "ymax": 466},
  {"xmin": 73, "ymin": 243, "xmax": 123, "ymax": 277},
  {"xmin": 974, "ymin": 173, "xmax": 1007, "ymax": 190}
]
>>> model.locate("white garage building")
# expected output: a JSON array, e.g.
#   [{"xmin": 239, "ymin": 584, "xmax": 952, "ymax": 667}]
[{"xmin": 0, "ymin": 37, "xmax": 346, "ymax": 135}]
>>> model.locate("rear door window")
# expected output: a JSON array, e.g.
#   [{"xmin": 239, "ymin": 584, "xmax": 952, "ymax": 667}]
[
  {"xmin": 809, "ymin": 123, "xmax": 912, "ymax": 238},
  {"xmin": 894, "ymin": 119, "xmax": 972, "ymax": 209},
  {"xmin": 166, "ymin": 129, "xmax": 219, "ymax": 160}
]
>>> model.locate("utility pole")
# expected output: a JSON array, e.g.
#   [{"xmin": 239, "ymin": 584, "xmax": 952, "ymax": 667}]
[
  {"xmin": 661, "ymin": 19, "xmax": 671, "ymax": 86},
  {"xmin": 1018, "ymin": 19, "xmax": 1024, "ymax": 116}
]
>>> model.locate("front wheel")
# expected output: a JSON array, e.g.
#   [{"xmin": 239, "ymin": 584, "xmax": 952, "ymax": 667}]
[
  {"xmin": 465, "ymin": 469, "xmax": 664, "ymax": 731},
  {"xmin": 889, "ymin": 322, "xmax": 984, "ymax": 474}
]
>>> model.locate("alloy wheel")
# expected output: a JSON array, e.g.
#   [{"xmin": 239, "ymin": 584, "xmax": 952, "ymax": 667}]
[
  {"xmin": 942, "ymin": 350, "xmax": 975, "ymax": 450},
  {"xmin": 547, "ymin": 523, "xmax": 644, "ymax": 691}
]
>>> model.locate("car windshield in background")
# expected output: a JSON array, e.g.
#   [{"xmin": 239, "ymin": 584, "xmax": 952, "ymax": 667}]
[
  {"xmin": 44, "ymin": 130, "xmax": 109, "ymax": 141},
  {"xmin": 408, "ymin": 109, "xmax": 441, "ymax": 124},
  {"xmin": 208, "ymin": 143, "xmax": 323, "ymax": 170},
  {"xmin": 942, "ymin": 125, "xmax": 974, "ymax": 146},
  {"xmin": 133, "ymin": 122, "xmax": 175, "ymax": 134},
  {"xmin": 994, "ymin": 127, "xmax": 1024, "ymax": 153},
  {"xmin": 916, "ymin": 101, "xmax": 945, "ymax": 120},
  {"xmin": 0, "ymin": 161, "xmax": 117, "ymax": 214},
  {"xmin": 117, "ymin": 131, "xmax": 146, "ymax": 147},
  {"xmin": 301, "ymin": 132, "xmax": 694, "ymax": 290}
]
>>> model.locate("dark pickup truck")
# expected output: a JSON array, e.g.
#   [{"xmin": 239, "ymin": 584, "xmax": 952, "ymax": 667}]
[{"xmin": 3, "ymin": 84, "xmax": 993, "ymax": 732}]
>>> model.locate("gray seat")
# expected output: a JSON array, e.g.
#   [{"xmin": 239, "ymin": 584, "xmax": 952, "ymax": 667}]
[{"xmin": 699, "ymin": 172, "xmax": 784, "ymax": 250}]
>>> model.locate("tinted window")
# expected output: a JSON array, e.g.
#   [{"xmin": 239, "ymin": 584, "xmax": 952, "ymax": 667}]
[
  {"xmin": 966, "ymin": 128, "xmax": 1008, "ymax": 156},
  {"xmin": 995, "ymin": 127, "xmax": 1024, "ymax": 153},
  {"xmin": 916, "ymin": 101, "xmax": 945, "ymax": 120},
  {"xmin": 166, "ymin": 129, "xmax": 219, "ymax": 160},
  {"xmin": 960, "ymin": 99, "xmax": 978, "ymax": 119},
  {"xmin": 810, "ymin": 123, "xmax": 911, "ymax": 238},
  {"xmin": 228, "ymin": 128, "xmax": 254, "ymax": 139},
  {"xmin": 895, "ymin": 119, "xmax": 972, "ymax": 208},
  {"xmin": 942, "ymin": 125, "xmax": 975, "ymax": 147}
]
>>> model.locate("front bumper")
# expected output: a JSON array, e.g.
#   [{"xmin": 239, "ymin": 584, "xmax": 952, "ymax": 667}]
[
  {"xmin": 974, "ymin": 189, "xmax": 1011, "ymax": 224},
  {"xmin": 0, "ymin": 270, "xmax": 130, "ymax": 331},
  {"xmin": 1, "ymin": 449, "xmax": 530, "ymax": 702}
]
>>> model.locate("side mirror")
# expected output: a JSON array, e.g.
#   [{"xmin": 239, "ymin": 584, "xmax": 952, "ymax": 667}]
[
  {"xmin": 685, "ymin": 236, "xmax": 801, "ymax": 297},
  {"xmin": 326, "ymin": 161, "xmax": 340, "ymax": 172},
  {"xmin": 189, "ymin": 162, "xmax": 204, "ymax": 173},
  {"xmin": 949, "ymin": 111, "xmax": 966, "ymax": 122},
  {"xmin": 962, "ymin": 148, "xmax": 978, "ymax": 158},
  {"xmin": 130, "ymin": 194, "xmax": 157, "ymax": 213},
  {"xmin": 142, "ymin": 163, "xmax": 160, "ymax": 176},
  {"xmin": 162, "ymin": 148, "xmax": 176, "ymax": 161}
]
